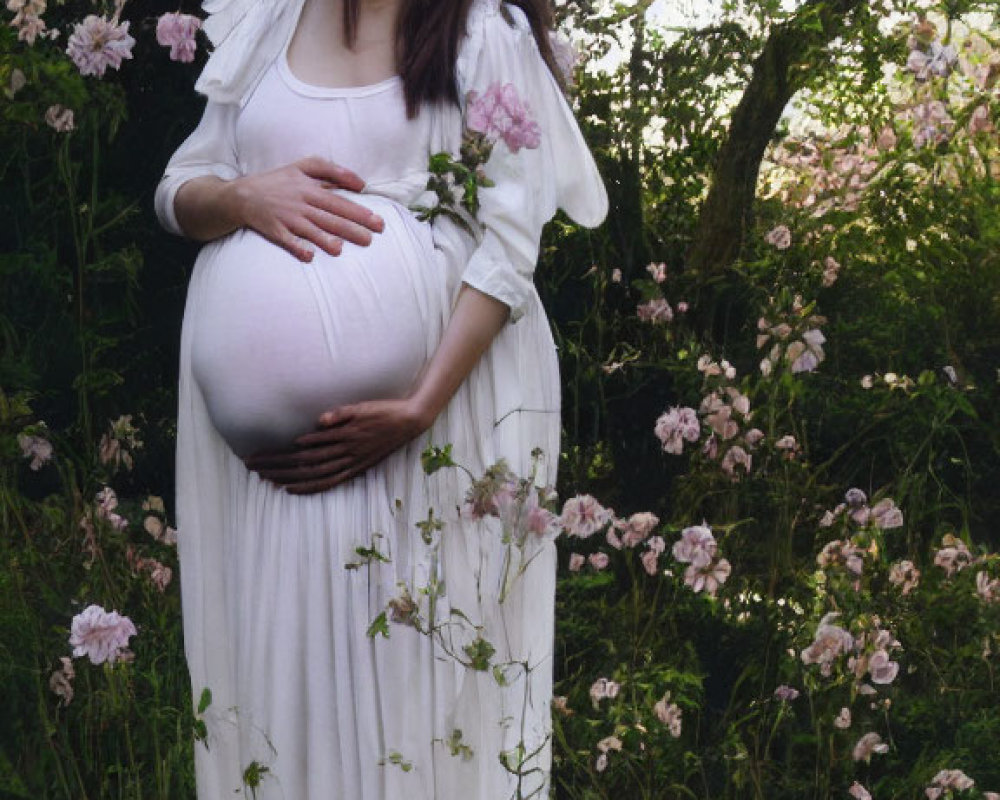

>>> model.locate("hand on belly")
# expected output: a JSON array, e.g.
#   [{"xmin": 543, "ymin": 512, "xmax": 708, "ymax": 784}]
[{"xmin": 243, "ymin": 397, "xmax": 431, "ymax": 494}]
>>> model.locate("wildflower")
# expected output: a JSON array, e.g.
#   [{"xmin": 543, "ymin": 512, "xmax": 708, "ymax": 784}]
[
  {"xmin": 976, "ymin": 571, "xmax": 1000, "ymax": 603},
  {"xmin": 95, "ymin": 487, "xmax": 128, "ymax": 531},
  {"xmin": 672, "ymin": 525, "xmax": 716, "ymax": 565},
  {"xmin": 834, "ymin": 707, "xmax": 852, "ymax": 729},
  {"xmin": 775, "ymin": 434, "xmax": 799, "ymax": 458},
  {"xmin": 155, "ymin": 11, "xmax": 201, "ymax": 63},
  {"xmin": 744, "ymin": 428, "xmax": 765, "ymax": 448},
  {"xmin": 646, "ymin": 262, "xmax": 667, "ymax": 283},
  {"xmin": 801, "ymin": 613, "xmax": 854, "ymax": 677},
  {"xmin": 44, "ymin": 104, "xmax": 74, "ymax": 132},
  {"xmin": 466, "ymin": 82, "xmax": 541, "ymax": 153},
  {"xmin": 48, "ymin": 656, "xmax": 75, "ymax": 706},
  {"xmin": 849, "ymin": 783, "xmax": 872, "ymax": 800},
  {"xmin": 8, "ymin": 0, "xmax": 53, "ymax": 44},
  {"xmin": 821, "ymin": 256, "xmax": 841, "ymax": 287},
  {"xmin": 676, "ymin": 301, "xmax": 689, "ymax": 313},
  {"xmin": 933, "ymin": 534, "xmax": 973, "ymax": 577},
  {"xmin": 560, "ymin": 495, "xmax": 612, "ymax": 539},
  {"xmin": 594, "ymin": 752, "xmax": 608, "ymax": 772},
  {"xmin": 907, "ymin": 40, "xmax": 958, "ymax": 81},
  {"xmin": 641, "ymin": 549, "xmax": 659, "ymax": 576},
  {"xmin": 926, "ymin": 769, "xmax": 975, "ymax": 797},
  {"xmin": 773, "ymin": 685, "xmax": 799, "ymax": 702},
  {"xmin": 589, "ymin": 677, "xmax": 620, "ymax": 709},
  {"xmin": 888, "ymin": 560, "xmax": 920, "ymax": 595},
  {"xmin": 869, "ymin": 498, "xmax": 903, "ymax": 529},
  {"xmin": 69, "ymin": 604, "xmax": 137, "ymax": 665},
  {"xmin": 876, "ymin": 126, "xmax": 897, "ymax": 151},
  {"xmin": 610, "ymin": 268, "xmax": 622, "ymax": 283},
  {"xmin": 17, "ymin": 431, "xmax": 53, "ymax": 470},
  {"xmin": 720, "ymin": 445, "xmax": 751, "ymax": 479},
  {"xmin": 817, "ymin": 539, "xmax": 864, "ymax": 577},
  {"xmin": 387, "ymin": 587, "xmax": 419, "ymax": 625},
  {"xmin": 463, "ymin": 461, "xmax": 517, "ymax": 519},
  {"xmin": 568, "ymin": 553, "xmax": 585, "ymax": 572},
  {"xmin": 851, "ymin": 731, "xmax": 888, "ymax": 763},
  {"xmin": 637, "ymin": 297, "xmax": 673, "ymax": 324},
  {"xmin": 765, "ymin": 225, "xmax": 792, "ymax": 250},
  {"xmin": 654, "ymin": 694, "xmax": 682, "ymax": 737},
  {"xmin": 596, "ymin": 735, "xmax": 622, "ymax": 753},
  {"xmin": 684, "ymin": 557, "xmax": 731, "ymax": 597},
  {"xmin": 588, "ymin": 552, "xmax": 610, "ymax": 571},
  {"xmin": 654, "ymin": 407, "xmax": 700, "ymax": 454},
  {"xmin": 65, "ymin": 14, "xmax": 136, "ymax": 78},
  {"xmin": 867, "ymin": 650, "xmax": 899, "ymax": 685},
  {"xmin": 619, "ymin": 512, "xmax": 659, "ymax": 548},
  {"xmin": 912, "ymin": 101, "xmax": 954, "ymax": 150},
  {"xmin": 99, "ymin": 414, "xmax": 143, "ymax": 471},
  {"xmin": 552, "ymin": 695, "xmax": 573, "ymax": 716},
  {"xmin": 787, "ymin": 329, "xmax": 826, "ymax": 373}
]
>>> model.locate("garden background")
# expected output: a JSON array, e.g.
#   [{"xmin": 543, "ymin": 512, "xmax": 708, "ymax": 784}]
[{"xmin": 2, "ymin": 0, "xmax": 1000, "ymax": 797}]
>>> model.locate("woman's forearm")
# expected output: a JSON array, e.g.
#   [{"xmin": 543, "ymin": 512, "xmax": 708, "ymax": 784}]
[
  {"xmin": 408, "ymin": 283, "xmax": 511, "ymax": 429},
  {"xmin": 173, "ymin": 175, "xmax": 246, "ymax": 242}
]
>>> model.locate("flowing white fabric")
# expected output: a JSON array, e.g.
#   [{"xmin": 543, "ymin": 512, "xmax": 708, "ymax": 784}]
[{"xmin": 155, "ymin": 1, "xmax": 607, "ymax": 797}]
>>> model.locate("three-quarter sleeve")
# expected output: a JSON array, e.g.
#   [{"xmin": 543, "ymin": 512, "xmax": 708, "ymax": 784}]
[
  {"xmin": 455, "ymin": 5, "xmax": 608, "ymax": 323},
  {"xmin": 154, "ymin": 99, "xmax": 242, "ymax": 239}
]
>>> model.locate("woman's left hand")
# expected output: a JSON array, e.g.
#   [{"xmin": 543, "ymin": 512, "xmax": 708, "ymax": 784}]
[{"xmin": 244, "ymin": 399, "xmax": 430, "ymax": 494}]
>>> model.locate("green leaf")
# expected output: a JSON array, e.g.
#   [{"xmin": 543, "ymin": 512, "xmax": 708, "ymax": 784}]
[
  {"xmin": 367, "ymin": 612, "xmax": 390, "ymax": 639},
  {"xmin": 421, "ymin": 443, "xmax": 456, "ymax": 475},
  {"xmin": 197, "ymin": 686, "xmax": 212, "ymax": 714}
]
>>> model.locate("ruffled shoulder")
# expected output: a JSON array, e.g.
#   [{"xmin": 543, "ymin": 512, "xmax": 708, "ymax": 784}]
[
  {"xmin": 194, "ymin": 0, "xmax": 306, "ymax": 106},
  {"xmin": 455, "ymin": 0, "xmax": 506, "ymax": 99}
]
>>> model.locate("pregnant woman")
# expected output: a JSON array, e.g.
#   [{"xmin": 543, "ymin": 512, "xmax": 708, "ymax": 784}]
[{"xmin": 154, "ymin": 0, "xmax": 607, "ymax": 797}]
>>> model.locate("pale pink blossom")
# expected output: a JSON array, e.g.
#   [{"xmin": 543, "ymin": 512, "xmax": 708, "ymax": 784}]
[
  {"xmin": 927, "ymin": 769, "xmax": 975, "ymax": 794},
  {"xmin": 605, "ymin": 525, "xmax": 623, "ymax": 550},
  {"xmin": 653, "ymin": 694, "xmax": 682, "ymax": 737},
  {"xmin": 646, "ymin": 262, "xmax": 667, "ymax": 283},
  {"xmin": 868, "ymin": 650, "xmax": 899, "ymax": 685},
  {"xmin": 869, "ymin": 498, "xmax": 903, "ymax": 529},
  {"xmin": 801, "ymin": 613, "xmax": 854, "ymax": 677},
  {"xmin": 721, "ymin": 445, "xmax": 752, "ymax": 479},
  {"xmin": 744, "ymin": 428, "xmax": 765, "ymax": 448},
  {"xmin": 773, "ymin": 684, "xmax": 799, "ymax": 701},
  {"xmin": 788, "ymin": 329, "xmax": 826, "ymax": 373},
  {"xmin": 654, "ymin": 406, "xmax": 700, "ymax": 454},
  {"xmin": 672, "ymin": 525, "xmax": 716, "ymax": 565},
  {"xmin": 676, "ymin": 301, "xmax": 689, "ymax": 313},
  {"xmin": 588, "ymin": 552, "xmax": 610, "ymax": 571},
  {"xmin": 888, "ymin": 560, "xmax": 920, "ymax": 595},
  {"xmin": 560, "ymin": 495, "xmax": 612, "ymax": 538},
  {"xmin": 594, "ymin": 752, "xmax": 608, "ymax": 772},
  {"xmin": 95, "ymin": 487, "xmax": 128, "ymax": 531},
  {"xmin": 69, "ymin": 604, "xmax": 136, "ymax": 665},
  {"xmin": 834, "ymin": 707, "xmax": 852, "ymax": 729},
  {"xmin": 852, "ymin": 731, "xmax": 888, "ymax": 762},
  {"xmin": 589, "ymin": 677, "xmax": 620, "ymax": 709},
  {"xmin": 684, "ymin": 557, "xmax": 731, "ymax": 596},
  {"xmin": 466, "ymin": 82, "xmax": 541, "ymax": 153},
  {"xmin": 641, "ymin": 549, "xmax": 660, "ymax": 576},
  {"xmin": 17, "ymin": 431, "xmax": 52, "ymax": 470},
  {"xmin": 8, "ymin": 0, "xmax": 52, "ymax": 44},
  {"xmin": 65, "ymin": 14, "xmax": 135, "ymax": 78},
  {"xmin": 821, "ymin": 256, "xmax": 841, "ymax": 287},
  {"xmin": 637, "ymin": 297, "xmax": 673, "ymax": 324},
  {"xmin": 907, "ymin": 40, "xmax": 958, "ymax": 81},
  {"xmin": 611, "ymin": 268, "xmax": 622, "ymax": 283},
  {"xmin": 775, "ymin": 434, "xmax": 798, "ymax": 454},
  {"xmin": 817, "ymin": 539, "xmax": 864, "ymax": 577},
  {"xmin": 48, "ymin": 656, "xmax": 75, "ymax": 706},
  {"xmin": 765, "ymin": 225, "xmax": 792, "ymax": 250},
  {"xmin": 568, "ymin": 553, "xmax": 585, "ymax": 572},
  {"xmin": 619, "ymin": 512, "xmax": 659, "ymax": 548},
  {"xmin": 44, "ymin": 104, "xmax": 74, "ymax": 132},
  {"xmin": 976, "ymin": 571, "xmax": 1000, "ymax": 603},
  {"xmin": 934, "ymin": 534, "xmax": 973, "ymax": 577},
  {"xmin": 849, "ymin": 782, "xmax": 872, "ymax": 800},
  {"xmin": 702, "ymin": 434, "xmax": 719, "ymax": 459},
  {"xmin": 155, "ymin": 11, "xmax": 201, "ymax": 63},
  {"xmin": 647, "ymin": 536, "xmax": 666, "ymax": 556},
  {"xmin": 876, "ymin": 125, "xmax": 898, "ymax": 151}
]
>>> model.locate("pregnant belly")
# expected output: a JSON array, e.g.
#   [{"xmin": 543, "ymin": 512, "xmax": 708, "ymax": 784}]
[{"xmin": 190, "ymin": 201, "xmax": 439, "ymax": 458}]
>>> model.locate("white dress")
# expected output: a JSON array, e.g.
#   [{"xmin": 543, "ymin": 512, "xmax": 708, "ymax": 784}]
[{"xmin": 154, "ymin": 1, "xmax": 608, "ymax": 798}]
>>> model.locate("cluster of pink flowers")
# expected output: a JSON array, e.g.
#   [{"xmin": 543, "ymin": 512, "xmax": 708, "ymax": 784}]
[
  {"xmin": 924, "ymin": 769, "xmax": 975, "ymax": 798},
  {"xmin": 99, "ymin": 414, "xmax": 143, "ymax": 472},
  {"xmin": 698, "ymin": 385, "xmax": 755, "ymax": 479},
  {"xmin": 466, "ymin": 82, "xmax": 541, "ymax": 154},
  {"xmin": 757, "ymin": 296, "xmax": 828, "ymax": 376},
  {"xmin": 589, "ymin": 676, "xmax": 620, "ymax": 710},
  {"xmin": 69, "ymin": 603, "xmax": 137, "ymax": 665},
  {"xmin": 765, "ymin": 225, "xmax": 792, "ymax": 250},
  {"xmin": 907, "ymin": 39, "xmax": 958, "ymax": 82},
  {"xmin": 65, "ymin": 13, "xmax": 135, "ymax": 78},
  {"xmin": 772, "ymin": 684, "xmax": 799, "ymax": 702},
  {"xmin": 8, "ymin": 0, "xmax": 58, "ymax": 45},
  {"xmin": 976, "ymin": 571, "xmax": 1000, "ymax": 604},
  {"xmin": 933, "ymin": 533, "xmax": 973, "ymax": 577},
  {"xmin": 849, "ymin": 625, "xmax": 901, "ymax": 686},
  {"xmin": 95, "ymin": 486, "xmax": 128, "ymax": 531},
  {"xmin": 849, "ymin": 782, "xmax": 872, "ymax": 800},
  {"xmin": 801, "ymin": 611, "xmax": 901, "ymax": 691},
  {"xmin": 672, "ymin": 524, "xmax": 731, "ymax": 597},
  {"xmin": 818, "ymin": 488, "xmax": 904, "ymax": 530},
  {"xmin": 817, "ymin": 538, "xmax": 866, "ymax": 581},
  {"xmin": 17, "ymin": 428, "xmax": 52, "ymax": 470},
  {"xmin": 125, "ymin": 545, "xmax": 172, "ymax": 592},
  {"xmin": 568, "ymin": 509, "xmax": 664, "ymax": 574},
  {"xmin": 155, "ymin": 11, "xmax": 201, "ymax": 63},
  {"xmin": 634, "ymin": 262, "xmax": 687, "ymax": 324},
  {"xmin": 560, "ymin": 493, "xmax": 613, "ymax": 539}
]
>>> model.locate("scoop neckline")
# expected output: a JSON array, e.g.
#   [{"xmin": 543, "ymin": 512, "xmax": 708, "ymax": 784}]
[{"xmin": 277, "ymin": 44, "xmax": 402, "ymax": 98}]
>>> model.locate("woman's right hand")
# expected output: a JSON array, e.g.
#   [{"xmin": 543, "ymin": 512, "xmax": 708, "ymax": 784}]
[{"xmin": 229, "ymin": 155, "xmax": 385, "ymax": 262}]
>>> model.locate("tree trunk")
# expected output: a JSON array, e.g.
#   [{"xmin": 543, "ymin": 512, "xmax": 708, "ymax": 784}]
[{"xmin": 686, "ymin": 0, "xmax": 866, "ymax": 275}]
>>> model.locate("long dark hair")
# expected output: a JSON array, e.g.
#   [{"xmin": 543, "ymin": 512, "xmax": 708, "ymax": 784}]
[{"xmin": 342, "ymin": 0, "xmax": 562, "ymax": 118}]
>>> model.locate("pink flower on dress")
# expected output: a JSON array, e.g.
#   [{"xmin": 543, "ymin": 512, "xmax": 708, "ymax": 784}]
[
  {"xmin": 65, "ymin": 14, "xmax": 135, "ymax": 78},
  {"xmin": 466, "ymin": 82, "xmax": 541, "ymax": 153},
  {"xmin": 69, "ymin": 604, "xmax": 137, "ymax": 665},
  {"xmin": 155, "ymin": 12, "xmax": 201, "ymax": 63}
]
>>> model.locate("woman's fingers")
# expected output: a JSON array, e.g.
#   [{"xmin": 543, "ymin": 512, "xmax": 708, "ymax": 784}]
[
  {"xmin": 297, "ymin": 155, "xmax": 366, "ymax": 193},
  {"xmin": 245, "ymin": 441, "xmax": 351, "ymax": 470},
  {"xmin": 255, "ymin": 455, "xmax": 355, "ymax": 484},
  {"xmin": 301, "ymin": 204, "xmax": 376, "ymax": 249}
]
